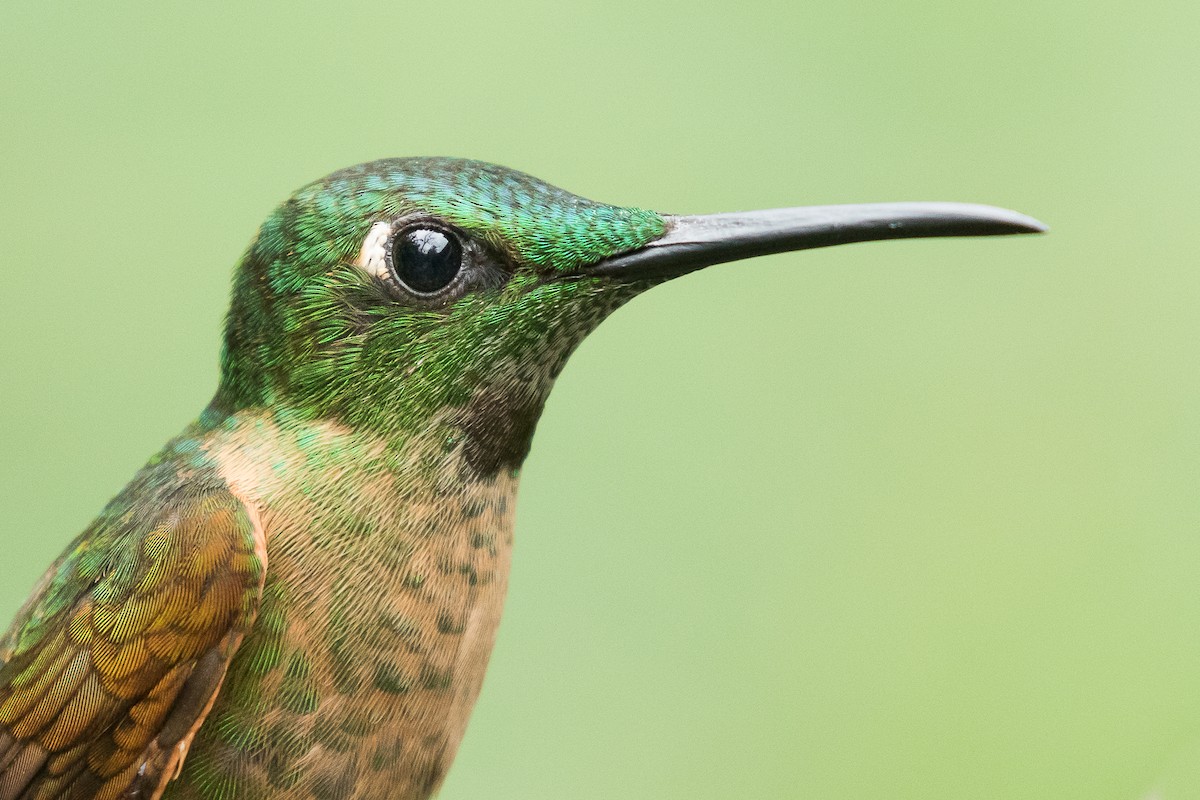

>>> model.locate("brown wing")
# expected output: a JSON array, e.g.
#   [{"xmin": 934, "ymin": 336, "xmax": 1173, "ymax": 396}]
[{"xmin": 0, "ymin": 486, "xmax": 265, "ymax": 800}]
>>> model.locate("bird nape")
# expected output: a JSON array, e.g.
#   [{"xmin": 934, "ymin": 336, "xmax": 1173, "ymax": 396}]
[{"xmin": 0, "ymin": 157, "xmax": 1044, "ymax": 800}]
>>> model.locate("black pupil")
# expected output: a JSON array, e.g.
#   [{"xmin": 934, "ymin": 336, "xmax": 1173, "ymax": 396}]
[{"xmin": 392, "ymin": 226, "xmax": 462, "ymax": 293}]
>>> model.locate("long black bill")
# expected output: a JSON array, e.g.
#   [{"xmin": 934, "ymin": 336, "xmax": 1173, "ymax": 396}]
[{"xmin": 588, "ymin": 202, "xmax": 1046, "ymax": 280}]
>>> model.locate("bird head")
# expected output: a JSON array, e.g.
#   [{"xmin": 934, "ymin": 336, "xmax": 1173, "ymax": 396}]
[{"xmin": 214, "ymin": 157, "xmax": 1043, "ymax": 475}]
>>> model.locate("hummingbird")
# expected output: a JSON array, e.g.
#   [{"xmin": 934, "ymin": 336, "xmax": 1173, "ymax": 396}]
[{"xmin": 0, "ymin": 157, "xmax": 1044, "ymax": 800}]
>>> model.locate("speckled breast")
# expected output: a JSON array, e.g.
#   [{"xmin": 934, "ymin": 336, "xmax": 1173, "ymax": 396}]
[{"xmin": 164, "ymin": 412, "xmax": 519, "ymax": 800}]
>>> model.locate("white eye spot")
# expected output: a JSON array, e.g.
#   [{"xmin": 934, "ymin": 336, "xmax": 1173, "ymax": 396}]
[{"xmin": 356, "ymin": 221, "xmax": 392, "ymax": 280}]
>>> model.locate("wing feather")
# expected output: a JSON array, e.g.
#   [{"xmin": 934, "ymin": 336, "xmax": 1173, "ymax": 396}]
[{"xmin": 0, "ymin": 483, "xmax": 264, "ymax": 800}]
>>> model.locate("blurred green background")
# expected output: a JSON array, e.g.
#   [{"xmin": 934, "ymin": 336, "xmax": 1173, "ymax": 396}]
[{"xmin": 1, "ymin": 1, "xmax": 1197, "ymax": 798}]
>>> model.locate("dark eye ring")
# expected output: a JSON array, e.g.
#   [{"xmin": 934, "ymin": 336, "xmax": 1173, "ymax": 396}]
[{"xmin": 386, "ymin": 223, "xmax": 464, "ymax": 295}]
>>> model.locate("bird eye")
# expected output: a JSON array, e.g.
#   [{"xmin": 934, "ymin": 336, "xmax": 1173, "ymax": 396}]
[{"xmin": 389, "ymin": 224, "xmax": 463, "ymax": 295}]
